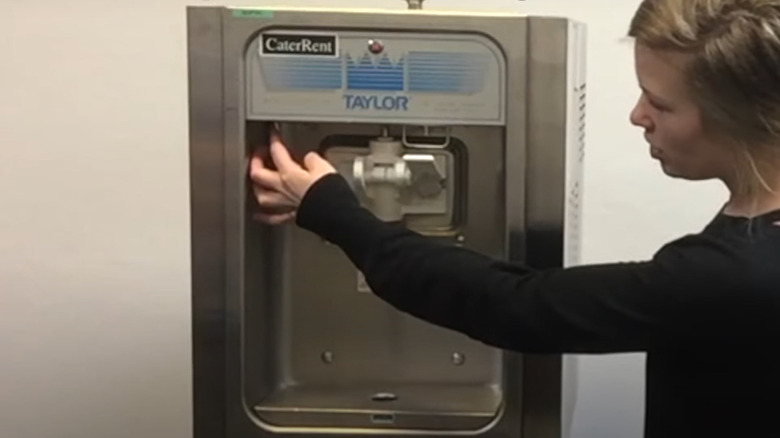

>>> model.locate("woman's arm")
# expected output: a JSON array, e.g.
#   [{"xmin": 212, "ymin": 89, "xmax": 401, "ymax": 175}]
[{"xmin": 296, "ymin": 174, "xmax": 751, "ymax": 354}]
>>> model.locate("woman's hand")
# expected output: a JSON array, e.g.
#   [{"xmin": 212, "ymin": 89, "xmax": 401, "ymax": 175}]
[{"xmin": 249, "ymin": 129, "xmax": 337, "ymax": 225}]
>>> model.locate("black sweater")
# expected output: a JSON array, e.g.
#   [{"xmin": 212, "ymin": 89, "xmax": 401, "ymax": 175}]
[{"xmin": 296, "ymin": 173, "xmax": 780, "ymax": 437}]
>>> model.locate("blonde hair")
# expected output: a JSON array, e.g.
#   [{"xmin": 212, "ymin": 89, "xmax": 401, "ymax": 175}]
[{"xmin": 628, "ymin": 0, "xmax": 780, "ymax": 199}]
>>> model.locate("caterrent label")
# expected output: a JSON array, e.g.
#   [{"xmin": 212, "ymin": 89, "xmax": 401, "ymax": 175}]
[{"xmin": 261, "ymin": 33, "xmax": 337, "ymax": 56}]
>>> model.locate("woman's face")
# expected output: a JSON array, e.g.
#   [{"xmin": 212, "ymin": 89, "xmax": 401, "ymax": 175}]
[{"xmin": 629, "ymin": 43, "xmax": 734, "ymax": 182}]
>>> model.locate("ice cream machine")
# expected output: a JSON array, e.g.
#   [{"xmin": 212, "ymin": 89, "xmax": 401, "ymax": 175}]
[{"xmin": 187, "ymin": 3, "xmax": 586, "ymax": 438}]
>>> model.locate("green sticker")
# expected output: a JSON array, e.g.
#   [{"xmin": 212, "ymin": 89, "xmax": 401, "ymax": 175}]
[{"xmin": 233, "ymin": 9, "xmax": 274, "ymax": 19}]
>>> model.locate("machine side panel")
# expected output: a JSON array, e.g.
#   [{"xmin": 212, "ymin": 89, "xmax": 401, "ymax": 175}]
[
  {"xmin": 521, "ymin": 17, "xmax": 576, "ymax": 438},
  {"xmin": 187, "ymin": 6, "xmax": 228, "ymax": 438},
  {"xmin": 563, "ymin": 21, "xmax": 587, "ymax": 270},
  {"xmin": 560, "ymin": 20, "xmax": 588, "ymax": 438}
]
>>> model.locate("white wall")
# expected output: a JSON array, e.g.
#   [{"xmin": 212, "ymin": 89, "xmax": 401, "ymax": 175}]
[{"xmin": 0, "ymin": 1, "xmax": 727, "ymax": 438}]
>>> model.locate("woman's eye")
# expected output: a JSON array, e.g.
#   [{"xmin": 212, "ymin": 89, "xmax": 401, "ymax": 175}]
[{"xmin": 650, "ymin": 100, "xmax": 669, "ymax": 112}]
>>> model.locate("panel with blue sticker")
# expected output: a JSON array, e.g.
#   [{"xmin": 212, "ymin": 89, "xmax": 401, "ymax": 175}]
[{"xmin": 246, "ymin": 30, "xmax": 506, "ymax": 125}]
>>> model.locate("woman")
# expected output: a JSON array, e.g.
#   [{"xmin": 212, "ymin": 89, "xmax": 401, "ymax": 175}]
[{"xmin": 249, "ymin": 0, "xmax": 780, "ymax": 436}]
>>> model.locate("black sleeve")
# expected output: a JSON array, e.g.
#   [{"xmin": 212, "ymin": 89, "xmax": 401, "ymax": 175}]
[{"xmin": 295, "ymin": 174, "xmax": 749, "ymax": 354}]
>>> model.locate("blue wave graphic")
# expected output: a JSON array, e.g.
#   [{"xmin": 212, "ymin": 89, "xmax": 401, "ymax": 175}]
[
  {"xmin": 258, "ymin": 51, "xmax": 488, "ymax": 93},
  {"xmin": 346, "ymin": 53, "xmax": 404, "ymax": 91},
  {"xmin": 407, "ymin": 51, "xmax": 487, "ymax": 93},
  {"xmin": 261, "ymin": 57, "xmax": 342, "ymax": 90}
]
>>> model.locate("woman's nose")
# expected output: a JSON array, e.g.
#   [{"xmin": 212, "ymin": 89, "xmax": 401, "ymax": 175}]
[{"xmin": 629, "ymin": 96, "xmax": 652, "ymax": 129}]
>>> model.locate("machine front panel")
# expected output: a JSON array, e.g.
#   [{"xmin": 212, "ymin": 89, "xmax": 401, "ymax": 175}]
[{"xmin": 246, "ymin": 28, "xmax": 506, "ymax": 125}]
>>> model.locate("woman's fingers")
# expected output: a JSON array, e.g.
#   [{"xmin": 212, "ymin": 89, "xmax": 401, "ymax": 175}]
[
  {"xmin": 253, "ymin": 185, "xmax": 297, "ymax": 208},
  {"xmin": 250, "ymin": 128, "xmax": 337, "ymax": 210},
  {"xmin": 303, "ymin": 151, "xmax": 337, "ymax": 176},
  {"xmin": 249, "ymin": 156, "xmax": 284, "ymax": 190},
  {"xmin": 269, "ymin": 130, "xmax": 303, "ymax": 176},
  {"xmin": 252, "ymin": 211, "xmax": 296, "ymax": 225}
]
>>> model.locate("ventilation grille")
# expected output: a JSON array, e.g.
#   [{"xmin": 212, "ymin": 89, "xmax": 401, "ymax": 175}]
[
  {"xmin": 565, "ymin": 81, "xmax": 586, "ymax": 267},
  {"xmin": 577, "ymin": 83, "xmax": 586, "ymax": 164}
]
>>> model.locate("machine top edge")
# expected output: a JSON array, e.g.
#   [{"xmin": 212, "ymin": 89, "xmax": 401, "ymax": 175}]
[{"xmin": 207, "ymin": 5, "xmax": 573, "ymax": 20}]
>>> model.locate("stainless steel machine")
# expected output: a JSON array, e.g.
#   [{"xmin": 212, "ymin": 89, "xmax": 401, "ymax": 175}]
[{"xmin": 187, "ymin": 3, "xmax": 586, "ymax": 438}]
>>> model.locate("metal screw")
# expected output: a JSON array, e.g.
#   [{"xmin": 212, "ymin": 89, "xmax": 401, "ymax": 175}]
[
  {"xmin": 452, "ymin": 352, "xmax": 465, "ymax": 366},
  {"xmin": 321, "ymin": 351, "xmax": 334, "ymax": 364},
  {"xmin": 371, "ymin": 392, "xmax": 398, "ymax": 402}
]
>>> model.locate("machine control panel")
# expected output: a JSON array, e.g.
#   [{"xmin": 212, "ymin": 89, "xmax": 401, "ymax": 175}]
[{"xmin": 245, "ymin": 29, "xmax": 507, "ymax": 125}]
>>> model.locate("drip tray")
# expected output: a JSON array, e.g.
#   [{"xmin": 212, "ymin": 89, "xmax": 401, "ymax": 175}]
[{"xmin": 254, "ymin": 383, "xmax": 503, "ymax": 430}]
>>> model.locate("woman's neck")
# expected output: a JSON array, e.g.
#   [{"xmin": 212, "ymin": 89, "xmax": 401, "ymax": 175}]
[
  {"xmin": 720, "ymin": 150, "xmax": 780, "ymax": 218},
  {"xmin": 722, "ymin": 184, "xmax": 780, "ymax": 218}
]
